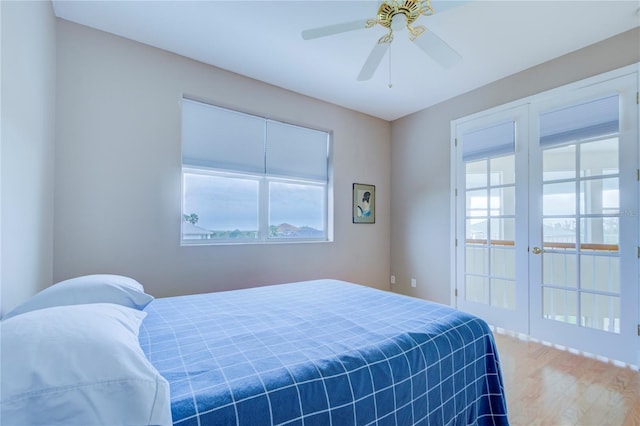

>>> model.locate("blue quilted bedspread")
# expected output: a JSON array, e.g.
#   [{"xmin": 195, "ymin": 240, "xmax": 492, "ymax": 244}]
[{"xmin": 139, "ymin": 279, "xmax": 508, "ymax": 425}]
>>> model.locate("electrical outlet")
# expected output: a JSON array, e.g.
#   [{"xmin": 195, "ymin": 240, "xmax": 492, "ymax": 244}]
[
  {"xmin": 390, "ymin": 275, "xmax": 396, "ymax": 284},
  {"xmin": 411, "ymin": 278, "xmax": 417, "ymax": 288}
]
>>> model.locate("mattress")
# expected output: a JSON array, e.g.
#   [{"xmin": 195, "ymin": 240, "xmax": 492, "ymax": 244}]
[{"xmin": 138, "ymin": 279, "xmax": 508, "ymax": 425}]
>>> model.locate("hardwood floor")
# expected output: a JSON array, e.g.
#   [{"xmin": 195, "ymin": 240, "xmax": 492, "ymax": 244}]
[{"xmin": 492, "ymin": 332, "xmax": 640, "ymax": 426}]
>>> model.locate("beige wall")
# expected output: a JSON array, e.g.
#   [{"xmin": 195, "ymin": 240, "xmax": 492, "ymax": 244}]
[
  {"xmin": 54, "ymin": 20, "xmax": 391, "ymax": 298},
  {"xmin": 5, "ymin": 5, "xmax": 636, "ymax": 310},
  {"xmin": 1, "ymin": 1, "xmax": 57, "ymax": 314},
  {"xmin": 390, "ymin": 28, "xmax": 640, "ymax": 304}
]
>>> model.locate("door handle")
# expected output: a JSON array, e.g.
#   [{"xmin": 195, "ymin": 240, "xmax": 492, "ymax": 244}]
[{"xmin": 531, "ymin": 246, "xmax": 543, "ymax": 255}]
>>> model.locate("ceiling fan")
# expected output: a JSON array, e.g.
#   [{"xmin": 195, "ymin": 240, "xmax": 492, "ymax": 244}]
[{"xmin": 301, "ymin": 0, "xmax": 462, "ymax": 82}]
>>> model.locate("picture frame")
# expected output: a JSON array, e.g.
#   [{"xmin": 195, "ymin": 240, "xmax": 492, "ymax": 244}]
[{"xmin": 352, "ymin": 183, "xmax": 375, "ymax": 224}]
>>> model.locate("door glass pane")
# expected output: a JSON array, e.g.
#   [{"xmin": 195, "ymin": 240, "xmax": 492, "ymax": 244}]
[
  {"xmin": 491, "ymin": 247, "xmax": 515, "ymax": 279},
  {"xmin": 466, "ymin": 276, "xmax": 489, "ymax": 304},
  {"xmin": 580, "ymin": 137, "xmax": 618, "ymax": 177},
  {"xmin": 543, "ymin": 218, "xmax": 576, "ymax": 247},
  {"xmin": 543, "ymin": 288, "xmax": 577, "ymax": 325},
  {"xmin": 466, "ymin": 218, "xmax": 487, "ymax": 242},
  {"xmin": 465, "ymin": 246, "xmax": 488, "ymax": 275},
  {"xmin": 491, "ymin": 279, "xmax": 516, "ymax": 310},
  {"xmin": 580, "ymin": 255, "xmax": 619, "ymax": 293},
  {"xmin": 543, "ymin": 252, "xmax": 577, "ymax": 288},
  {"xmin": 490, "ymin": 187, "xmax": 515, "ymax": 216},
  {"xmin": 466, "ymin": 160, "xmax": 487, "ymax": 189},
  {"xmin": 543, "ymin": 144, "xmax": 576, "ymax": 181},
  {"xmin": 490, "ymin": 218, "xmax": 514, "ymax": 242},
  {"xmin": 580, "ymin": 293, "xmax": 620, "ymax": 333},
  {"xmin": 490, "ymin": 155, "xmax": 515, "ymax": 185},
  {"xmin": 543, "ymin": 181, "xmax": 576, "ymax": 215},
  {"xmin": 466, "ymin": 189, "xmax": 488, "ymax": 217},
  {"xmin": 580, "ymin": 178, "xmax": 619, "ymax": 215},
  {"xmin": 580, "ymin": 217, "xmax": 619, "ymax": 248}
]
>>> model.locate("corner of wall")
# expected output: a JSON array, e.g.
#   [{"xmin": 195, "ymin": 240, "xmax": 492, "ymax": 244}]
[{"xmin": 1, "ymin": 0, "xmax": 57, "ymax": 314}]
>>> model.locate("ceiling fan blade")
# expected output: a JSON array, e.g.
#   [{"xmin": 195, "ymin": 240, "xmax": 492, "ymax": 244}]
[
  {"xmin": 302, "ymin": 20, "xmax": 369, "ymax": 40},
  {"xmin": 412, "ymin": 28, "xmax": 461, "ymax": 68},
  {"xmin": 357, "ymin": 42, "xmax": 390, "ymax": 81}
]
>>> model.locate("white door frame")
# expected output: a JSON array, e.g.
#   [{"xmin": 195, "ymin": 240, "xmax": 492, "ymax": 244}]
[{"xmin": 450, "ymin": 63, "xmax": 640, "ymax": 366}]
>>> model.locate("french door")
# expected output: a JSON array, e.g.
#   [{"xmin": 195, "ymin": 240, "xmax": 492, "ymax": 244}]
[
  {"xmin": 454, "ymin": 70, "xmax": 639, "ymax": 365},
  {"xmin": 455, "ymin": 106, "xmax": 530, "ymax": 334},
  {"xmin": 528, "ymin": 73, "xmax": 638, "ymax": 364}
]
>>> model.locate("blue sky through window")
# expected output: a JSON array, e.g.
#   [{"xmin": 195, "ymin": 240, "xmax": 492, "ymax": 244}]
[
  {"xmin": 184, "ymin": 173, "xmax": 324, "ymax": 232},
  {"xmin": 269, "ymin": 182, "xmax": 324, "ymax": 231},
  {"xmin": 184, "ymin": 173, "xmax": 258, "ymax": 231}
]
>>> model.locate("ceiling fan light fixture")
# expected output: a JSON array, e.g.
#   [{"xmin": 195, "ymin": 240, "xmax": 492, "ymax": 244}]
[
  {"xmin": 375, "ymin": 0, "xmax": 434, "ymax": 40},
  {"xmin": 390, "ymin": 13, "xmax": 407, "ymax": 31},
  {"xmin": 377, "ymin": 0, "xmax": 423, "ymax": 29}
]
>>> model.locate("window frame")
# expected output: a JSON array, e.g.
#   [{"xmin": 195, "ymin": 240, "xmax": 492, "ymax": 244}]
[{"xmin": 180, "ymin": 100, "xmax": 332, "ymax": 246}]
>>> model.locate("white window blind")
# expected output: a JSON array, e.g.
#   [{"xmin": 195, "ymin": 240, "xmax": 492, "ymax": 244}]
[
  {"xmin": 181, "ymin": 99, "xmax": 265, "ymax": 173},
  {"xmin": 266, "ymin": 121, "xmax": 328, "ymax": 181},
  {"xmin": 182, "ymin": 98, "xmax": 329, "ymax": 181},
  {"xmin": 539, "ymin": 94, "xmax": 619, "ymax": 147},
  {"xmin": 461, "ymin": 120, "xmax": 515, "ymax": 162}
]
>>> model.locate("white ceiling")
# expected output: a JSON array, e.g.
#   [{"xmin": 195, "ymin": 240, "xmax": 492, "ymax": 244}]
[{"xmin": 51, "ymin": 0, "xmax": 640, "ymax": 121}]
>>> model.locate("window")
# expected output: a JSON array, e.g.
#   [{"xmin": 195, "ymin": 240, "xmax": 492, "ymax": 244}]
[
  {"xmin": 460, "ymin": 119, "xmax": 517, "ymax": 308},
  {"xmin": 538, "ymin": 94, "xmax": 622, "ymax": 332},
  {"xmin": 181, "ymin": 98, "xmax": 331, "ymax": 244}
]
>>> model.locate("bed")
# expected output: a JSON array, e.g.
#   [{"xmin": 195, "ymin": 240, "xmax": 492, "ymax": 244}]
[
  {"xmin": 139, "ymin": 279, "xmax": 508, "ymax": 425},
  {"xmin": 1, "ymin": 276, "xmax": 508, "ymax": 425}
]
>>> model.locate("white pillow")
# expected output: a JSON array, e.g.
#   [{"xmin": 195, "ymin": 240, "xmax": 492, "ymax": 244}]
[
  {"xmin": 3, "ymin": 274, "xmax": 153, "ymax": 319},
  {"xmin": 0, "ymin": 303, "xmax": 172, "ymax": 425}
]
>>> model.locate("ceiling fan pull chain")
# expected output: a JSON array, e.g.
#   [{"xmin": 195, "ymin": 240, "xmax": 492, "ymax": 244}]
[{"xmin": 388, "ymin": 44, "xmax": 393, "ymax": 89}]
